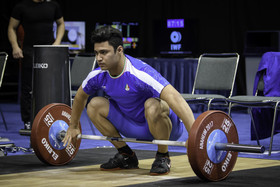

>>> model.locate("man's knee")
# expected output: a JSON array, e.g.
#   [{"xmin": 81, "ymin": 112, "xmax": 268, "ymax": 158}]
[
  {"xmin": 144, "ymin": 98, "xmax": 169, "ymax": 123},
  {"xmin": 87, "ymin": 97, "xmax": 109, "ymax": 119}
]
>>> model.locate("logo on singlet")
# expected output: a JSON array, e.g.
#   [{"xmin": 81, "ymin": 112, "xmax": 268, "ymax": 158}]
[{"xmin": 125, "ymin": 84, "xmax": 130, "ymax": 91}]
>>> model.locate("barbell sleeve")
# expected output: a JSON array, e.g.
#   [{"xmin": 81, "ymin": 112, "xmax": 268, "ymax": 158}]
[{"xmin": 215, "ymin": 142, "xmax": 265, "ymax": 153}]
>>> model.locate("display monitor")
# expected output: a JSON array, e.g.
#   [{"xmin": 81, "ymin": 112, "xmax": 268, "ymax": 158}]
[
  {"xmin": 53, "ymin": 21, "xmax": 86, "ymax": 51},
  {"xmin": 154, "ymin": 19, "xmax": 198, "ymax": 57}
]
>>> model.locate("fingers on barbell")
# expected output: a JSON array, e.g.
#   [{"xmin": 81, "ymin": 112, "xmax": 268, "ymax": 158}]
[{"xmin": 62, "ymin": 135, "xmax": 71, "ymax": 147}]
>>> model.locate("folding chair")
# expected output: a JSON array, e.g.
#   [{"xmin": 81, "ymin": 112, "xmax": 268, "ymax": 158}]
[
  {"xmin": 181, "ymin": 53, "xmax": 240, "ymax": 110},
  {"xmin": 0, "ymin": 52, "xmax": 8, "ymax": 130},
  {"xmin": 228, "ymin": 71, "xmax": 280, "ymax": 156},
  {"xmin": 70, "ymin": 53, "xmax": 96, "ymax": 134}
]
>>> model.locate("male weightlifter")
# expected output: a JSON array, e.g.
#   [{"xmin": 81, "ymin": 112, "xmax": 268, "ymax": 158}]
[{"xmin": 63, "ymin": 26, "xmax": 195, "ymax": 175}]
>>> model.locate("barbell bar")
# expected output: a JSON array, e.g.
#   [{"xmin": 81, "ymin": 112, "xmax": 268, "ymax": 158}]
[
  {"xmin": 30, "ymin": 103, "xmax": 266, "ymax": 182},
  {"xmin": 58, "ymin": 131, "xmax": 265, "ymax": 153}
]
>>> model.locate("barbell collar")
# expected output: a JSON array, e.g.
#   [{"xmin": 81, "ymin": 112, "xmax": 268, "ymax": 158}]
[{"xmin": 215, "ymin": 142, "xmax": 265, "ymax": 153}]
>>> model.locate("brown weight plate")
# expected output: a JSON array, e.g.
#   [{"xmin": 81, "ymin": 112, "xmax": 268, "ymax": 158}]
[
  {"xmin": 188, "ymin": 110, "xmax": 238, "ymax": 181},
  {"xmin": 31, "ymin": 103, "xmax": 81, "ymax": 165}
]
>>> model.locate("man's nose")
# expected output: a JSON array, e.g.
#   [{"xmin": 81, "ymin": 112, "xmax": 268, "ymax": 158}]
[{"xmin": 96, "ymin": 53, "xmax": 102, "ymax": 62}]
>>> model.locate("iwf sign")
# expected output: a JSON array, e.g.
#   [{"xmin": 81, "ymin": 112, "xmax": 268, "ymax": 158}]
[
  {"xmin": 167, "ymin": 19, "xmax": 184, "ymax": 52},
  {"xmin": 155, "ymin": 18, "xmax": 196, "ymax": 56}
]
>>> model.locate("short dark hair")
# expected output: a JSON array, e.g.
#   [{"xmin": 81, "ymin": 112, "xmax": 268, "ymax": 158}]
[{"xmin": 91, "ymin": 26, "xmax": 123, "ymax": 52}]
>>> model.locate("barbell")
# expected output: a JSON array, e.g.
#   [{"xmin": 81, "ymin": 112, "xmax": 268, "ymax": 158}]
[{"xmin": 30, "ymin": 103, "xmax": 265, "ymax": 182}]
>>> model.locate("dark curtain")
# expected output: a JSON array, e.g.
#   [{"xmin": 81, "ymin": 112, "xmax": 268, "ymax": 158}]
[{"xmin": 2, "ymin": 0, "xmax": 280, "ymax": 100}]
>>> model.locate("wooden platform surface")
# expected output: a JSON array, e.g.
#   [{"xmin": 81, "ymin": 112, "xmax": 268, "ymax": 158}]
[{"xmin": 1, "ymin": 153, "xmax": 280, "ymax": 186}]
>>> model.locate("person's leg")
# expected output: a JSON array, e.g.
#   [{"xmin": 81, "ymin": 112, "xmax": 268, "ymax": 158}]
[
  {"xmin": 87, "ymin": 97, "xmax": 138, "ymax": 170},
  {"xmin": 20, "ymin": 66, "xmax": 32, "ymax": 126},
  {"xmin": 20, "ymin": 47, "xmax": 33, "ymax": 129},
  {"xmin": 144, "ymin": 98, "xmax": 173, "ymax": 175},
  {"xmin": 87, "ymin": 96, "xmax": 126, "ymax": 148},
  {"xmin": 144, "ymin": 98, "xmax": 172, "ymax": 153}
]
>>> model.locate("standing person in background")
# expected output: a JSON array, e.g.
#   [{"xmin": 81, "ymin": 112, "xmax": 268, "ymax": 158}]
[{"xmin": 7, "ymin": 0, "xmax": 65, "ymax": 129}]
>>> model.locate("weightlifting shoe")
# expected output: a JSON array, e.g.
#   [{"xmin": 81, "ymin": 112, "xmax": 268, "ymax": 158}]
[
  {"xmin": 150, "ymin": 156, "xmax": 171, "ymax": 175},
  {"xmin": 100, "ymin": 152, "xmax": 139, "ymax": 171}
]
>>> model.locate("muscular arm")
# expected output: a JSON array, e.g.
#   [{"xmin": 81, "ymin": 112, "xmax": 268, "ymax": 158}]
[
  {"xmin": 62, "ymin": 86, "xmax": 89, "ymax": 146},
  {"xmin": 7, "ymin": 17, "xmax": 23, "ymax": 59},
  {"xmin": 70, "ymin": 86, "xmax": 89, "ymax": 127},
  {"xmin": 53, "ymin": 17, "xmax": 65, "ymax": 45},
  {"xmin": 160, "ymin": 84, "xmax": 195, "ymax": 132}
]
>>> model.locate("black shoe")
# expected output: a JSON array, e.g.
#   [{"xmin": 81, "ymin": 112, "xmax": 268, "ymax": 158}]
[
  {"xmin": 100, "ymin": 152, "xmax": 139, "ymax": 171},
  {"xmin": 150, "ymin": 156, "xmax": 171, "ymax": 175}
]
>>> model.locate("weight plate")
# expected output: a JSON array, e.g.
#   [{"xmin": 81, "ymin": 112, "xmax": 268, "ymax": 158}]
[
  {"xmin": 188, "ymin": 110, "xmax": 238, "ymax": 181},
  {"xmin": 31, "ymin": 103, "xmax": 81, "ymax": 165}
]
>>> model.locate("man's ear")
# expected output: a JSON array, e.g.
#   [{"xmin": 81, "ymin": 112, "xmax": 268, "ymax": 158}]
[{"xmin": 117, "ymin": 45, "xmax": 123, "ymax": 53}]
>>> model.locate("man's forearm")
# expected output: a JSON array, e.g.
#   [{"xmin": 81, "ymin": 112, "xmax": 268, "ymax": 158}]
[
  {"xmin": 160, "ymin": 85, "xmax": 195, "ymax": 133},
  {"xmin": 54, "ymin": 19, "xmax": 65, "ymax": 45},
  {"xmin": 8, "ymin": 27, "xmax": 19, "ymax": 49},
  {"xmin": 70, "ymin": 87, "xmax": 89, "ymax": 128}
]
